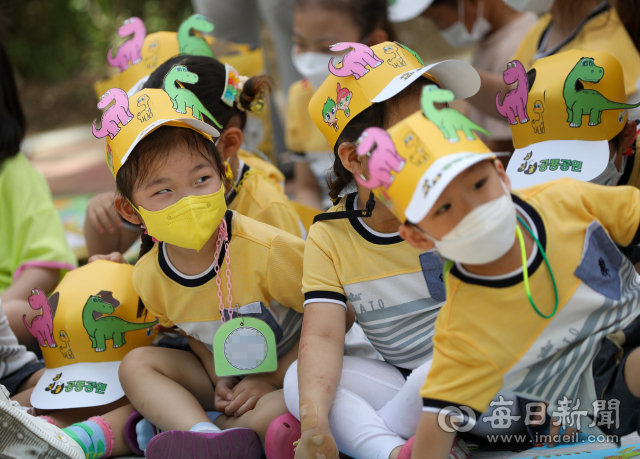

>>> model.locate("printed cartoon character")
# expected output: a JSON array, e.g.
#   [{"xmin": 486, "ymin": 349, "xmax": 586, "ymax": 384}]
[
  {"xmin": 422, "ymin": 173, "xmax": 442, "ymax": 197},
  {"xmin": 144, "ymin": 42, "xmax": 159, "ymax": 69},
  {"xmin": 322, "ymin": 98, "xmax": 339, "ymax": 131},
  {"xmin": 495, "ymin": 60, "xmax": 530, "ymax": 125},
  {"xmin": 163, "ymin": 65, "xmax": 221, "ymax": 127},
  {"xmin": 421, "ymin": 86, "xmax": 490, "ymax": 142},
  {"xmin": 404, "ymin": 133, "xmax": 428, "ymax": 166},
  {"xmin": 177, "ymin": 14, "xmax": 215, "ymax": 58},
  {"xmin": 354, "ymin": 127, "xmax": 405, "ymax": 189},
  {"xmin": 107, "ymin": 17, "xmax": 146, "ymax": 72},
  {"xmin": 383, "ymin": 44, "xmax": 407, "ymax": 68},
  {"xmin": 532, "ymin": 100, "xmax": 545, "ymax": 134},
  {"xmin": 328, "ymin": 42, "xmax": 383, "ymax": 80},
  {"xmin": 524, "ymin": 162, "xmax": 537, "ymax": 175},
  {"xmin": 82, "ymin": 291, "xmax": 158, "ymax": 352},
  {"xmin": 563, "ymin": 57, "xmax": 640, "ymax": 127},
  {"xmin": 136, "ymin": 94, "xmax": 153, "ymax": 122},
  {"xmin": 23, "ymin": 288, "xmax": 57, "ymax": 348},
  {"xmin": 92, "ymin": 89, "xmax": 134, "ymax": 140},
  {"xmin": 59, "ymin": 330, "xmax": 74, "ymax": 359},
  {"xmin": 336, "ymin": 84, "xmax": 353, "ymax": 118}
]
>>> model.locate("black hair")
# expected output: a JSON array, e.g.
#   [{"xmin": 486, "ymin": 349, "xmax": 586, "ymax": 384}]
[
  {"xmin": 296, "ymin": 0, "xmax": 397, "ymax": 42},
  {"xmin": 328, "ymin": 77, "xmax": 435, "ymax": 201},
  {"xmin": 115, "ymin": 126, "xmax": 224, "ymax": 317},
  {"xmin": 430, "ymin": 0, "xmax": 457, "ymax": 7},
  {"xmin": 143, "ymin": 55, "xmax": 272, "ymax": 131},
  {"xmin": 0, "ymin": 40, "xmax": 26, "ymax": 165}
]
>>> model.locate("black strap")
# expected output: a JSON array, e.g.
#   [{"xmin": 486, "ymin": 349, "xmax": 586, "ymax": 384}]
[{"xmin": 313, "ymin": 192, "xmax": 376, "ymax": 224}]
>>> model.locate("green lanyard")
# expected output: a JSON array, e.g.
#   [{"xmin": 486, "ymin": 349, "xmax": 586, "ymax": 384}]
[{"xmin": 516, "ymin": 215, "xmax": 558, "ymax": 319}]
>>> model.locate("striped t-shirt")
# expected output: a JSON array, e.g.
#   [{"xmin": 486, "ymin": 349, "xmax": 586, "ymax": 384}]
[{"xmin": 303, "ymin": 193, "xmax": 445, "ymax": 369}]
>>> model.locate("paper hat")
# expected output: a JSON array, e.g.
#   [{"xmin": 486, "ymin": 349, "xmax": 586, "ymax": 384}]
[
  {"xmin": 96, "ymin": 15, "xmax": 216, "ymax": 97},
  {"xmin": 93, "ymin": 67, "xmax": 221, "ymax": 177},
  {"xmin": 356, "ymin": 85, "xmax": 495, "ymax": 223},
  {"xmin": 502, "ymin": 50, "xmax": 639, "ymax": 189},
  {"xmin": 388, "ymin": 0, "xmax": 433, "ymax": 22},
  {"xmin": 309, "ymin": 41, "xmax": 480, "ymax": 149},
  {"xmin": 28, "ymin": 260, "xmax": 158, "ymax": 410}
]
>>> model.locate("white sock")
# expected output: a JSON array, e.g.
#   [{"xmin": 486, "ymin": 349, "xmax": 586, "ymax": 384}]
[{"xmin": 190, "ymin": 422, "xmax": 222, "ymax": 433}]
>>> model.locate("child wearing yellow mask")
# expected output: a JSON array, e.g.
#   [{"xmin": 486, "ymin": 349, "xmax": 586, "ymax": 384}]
[
  {"xmin": 355, "ymin": 86, "xmax": 640, "ymax": 459},
  {"xmin": 85, "ymin": 55, "xmax": 300, "ymax": 259}
]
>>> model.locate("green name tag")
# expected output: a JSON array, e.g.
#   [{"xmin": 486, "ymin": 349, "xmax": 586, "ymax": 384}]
[{"xmin": 213, "ymin": 316, "xmax": 278, "ymax": 377}]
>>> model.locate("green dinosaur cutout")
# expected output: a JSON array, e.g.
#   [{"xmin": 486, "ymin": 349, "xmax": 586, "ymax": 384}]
[
  {"xmin": 177, "ymin": 14, "xmax": 215, "ymax": 58},
  {"xmin": 563, "ymin": 57, "xmax": 640, "ymax": 128},
  {"xmin": 421, "ymin": 85, "xmax": 490, "ymax": 142},
  {"xmin": 82, "ymin": 294, "xmax": 157, "ymax": 352},
  {"xmin": 163, "ymin": 65, "xmax": 222, "ymax": 128},
  {"xmin": 399, "ymin": 43, "xmax": 424, "ymax": 66}
]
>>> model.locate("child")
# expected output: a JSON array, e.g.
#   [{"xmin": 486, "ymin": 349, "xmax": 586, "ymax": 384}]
[
  {"xmin": 0, "ymin": 39, "xmax": 77, "ymax": 354},
  {"xmin": 284, "ymin": 41, "xmax": 505, "ymax": 459},
  {"xmin": 355, "ymin": 87, "xmax": 640, "ymax": 459},
  {"xmin": 85, "ymin": 55, "xmax": 301, "ymax": 257},
  {"xmin": 89, "ymin": 73, "xmax": 306, "ymax": 458},
  {"xmin": 288, "ymin": 0, "xmax": 395, "ymax": 209}
]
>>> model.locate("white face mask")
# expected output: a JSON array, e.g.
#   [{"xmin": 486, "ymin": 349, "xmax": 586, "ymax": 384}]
[
  {"xmin": 502, "ymin": 0, "xmax": 554, "ymax": 13},
  {"xmin": 421, "ymin": 181, "xmax": 517, "ymax": 265},
  {"xmin": 291, "ymin": 48, "xmax": 333, "ymax": 90},
  {"xmin": 590, "ymin": 152, "xmax": 624, "ymax": 186},
  {"xmin": 440, "ymin": 0, "xmax": 492, "ymax": 48}
]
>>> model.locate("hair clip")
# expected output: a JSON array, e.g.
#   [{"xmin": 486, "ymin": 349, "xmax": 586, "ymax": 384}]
[{"xmin": 221, "ymin": 63, "xmax": 247, "ymax": 108}]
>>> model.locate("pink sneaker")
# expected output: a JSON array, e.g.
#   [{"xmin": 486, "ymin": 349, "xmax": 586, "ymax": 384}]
[
  {"xmin": 396, "ymin": 436, "xmax": 414, "ymax": 459},
  {"xmin": 145, "ymin": 428, "xmax": 262, "ymax": 459},
  {"xmin": 396, "ymin": 436, "xmax": 469, "ymax": 459},
  {"xmin": 265, "ymin": 413, "xmax": 301, "ymax": 459}
]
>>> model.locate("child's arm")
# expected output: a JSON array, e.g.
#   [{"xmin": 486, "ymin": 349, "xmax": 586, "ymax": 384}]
[
  {"xmin": 294, "ymin": 160, "xmax": 324, "ymax": 210},
  {"xmin": 84, "ymin": 191, "xmax": 140, "ymax": 256},
  {"xmin": 412, "ymin": 412, "xmax": 457, "ymax": 459},
  {"xmin": 0, "ymin": 267, "xmax": 59, "ymax": 303}
]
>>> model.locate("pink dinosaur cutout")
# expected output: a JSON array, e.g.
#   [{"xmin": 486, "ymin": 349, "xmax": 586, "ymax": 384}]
[
  {"xmin": 92, "ymin": 88, "xmax": 134, "ymax": 140},
  {"xmin": 495, "ymin": 60, "xmax": 530, "ymax": 125},
  {"xmin": 107, "ymin": 17, "xmax": 146, "ymax": 72},
  {"xmin": 23, "ymin": 288, "xmax": 57, "ymax": 348},
  {"xmin": 328, "ymin": 42, "xmax": 383, "ymax": 80},
  {"xmin": 355, "ymin": 127, "xmax": 405, "ymax": 189}
]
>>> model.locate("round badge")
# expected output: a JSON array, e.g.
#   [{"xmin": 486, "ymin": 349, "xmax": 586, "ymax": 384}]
[{"xmin": 223, "ymin": 326, "xmax": 268, "ymax": 371}]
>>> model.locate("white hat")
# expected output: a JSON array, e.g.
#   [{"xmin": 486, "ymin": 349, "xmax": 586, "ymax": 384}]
[{"xmin": 388, "ymin": 0, "xmax": 434, "ymax": 22}]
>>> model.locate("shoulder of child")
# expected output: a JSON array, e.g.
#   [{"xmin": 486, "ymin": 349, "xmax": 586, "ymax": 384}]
[{"xmin": 232, "ymin": 211, "xmax": 304, "ymax": 247}]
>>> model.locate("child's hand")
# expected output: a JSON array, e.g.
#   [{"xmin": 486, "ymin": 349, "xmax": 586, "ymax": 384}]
[
  {"xmin": 294, "ymin": 427, "xmax": 339, "ymax": 459},
  {"xmin": 86, "ymin": 191, "xmax": 120, "ymax": 234},
  {"xmin": 224, "ymin": 375, "xmax": 278, "ymax": 417},
  {"xmin": 214, "ymin": 377, "xmax": 240, "ymax": 412},
  {"xmin": 88, "ymin": 252, "xmax": 129, "ymax": 264}
]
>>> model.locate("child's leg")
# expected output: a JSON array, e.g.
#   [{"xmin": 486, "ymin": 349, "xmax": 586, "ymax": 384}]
[
  {"xmin": 41, "ymin": 396, "xmax": 131, "ymax": 428},
  {"xmin": 119, "ymin": 346, "xmax": 217, "ymax": 431},
  {"xmin": 624, "ymin": 347, "xmax": 640, "ymax": 397},
  {"xmin": 214, "ymin": 389, "xmax": 289, "ymax": 446}
]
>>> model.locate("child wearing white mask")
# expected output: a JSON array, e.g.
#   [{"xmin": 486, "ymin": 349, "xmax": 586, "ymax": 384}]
[
  {"xmin": 389, "ymin": 0, "xmax": 537, "ymax": 153},
  {"xmin": 287, "ymin": 0, "xmax": 393, "ymax": 209}
]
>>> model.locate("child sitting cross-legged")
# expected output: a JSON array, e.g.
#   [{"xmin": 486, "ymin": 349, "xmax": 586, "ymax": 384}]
[{"xmin": 356, "ymin": 86, "xmax": 640, "ymax": 459}]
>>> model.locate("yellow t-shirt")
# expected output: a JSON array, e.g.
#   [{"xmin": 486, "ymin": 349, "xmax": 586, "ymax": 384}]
[
  {"xmin": 236, "ymin": 148, "xmax": 285, "ymax": 192},
  {"xmin": 285, "ymin": 79, "xmax": 333, "ymax": 153},
  {"xmin": 512, "ymin": 8, "xmax": 640, "ymax": 98},
  {"xmin": 303, "ymin": 193, "xmax": 446, "ymax": 369},
  {"xmin": 420, "ymin": 180, "xmax": 640, "ymax": 430},
  {"xmin": 133, "ymin": 210, "xmax": 305, "ymax": 356},
  {"xmin": 228, "ymin": 161, "xmax": 303, "ymax": 238}
]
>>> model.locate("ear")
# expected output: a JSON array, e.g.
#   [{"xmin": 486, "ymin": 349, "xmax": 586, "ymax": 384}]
[
  {"xmin": 337, "ymin": 141, "xmax": 365, "ymax": 177},
  {"xmin": 114, "ymin": 195, "xmax": 142, "ymax": 225},
  {"xmin": 399, "ymin": 223, "xmax": 436, "ymax": 251},
  {"xmin": 366, "ymin": 29, "xmax": 388, "ymax": 47},
  {"xmin": 216, "ymin": 127, "xmax": 243, "ymax": 161},
  {"xmin": 620, "ymin": 120, "xmax": 638, "ymax": 155},
  {"xmin": 494, "ymin": 159, "xmax": 511, "ymax": 192}
]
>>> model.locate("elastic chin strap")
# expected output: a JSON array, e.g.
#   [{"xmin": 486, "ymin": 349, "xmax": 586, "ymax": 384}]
[{"xmin": 313, "ymin": 192, "xmax": 376, "ymax": 224}]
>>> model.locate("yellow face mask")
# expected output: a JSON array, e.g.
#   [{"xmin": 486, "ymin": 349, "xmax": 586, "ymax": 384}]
[{"xmin": 133, "ymin": 183, "xmax": 227, "ymax": 251}]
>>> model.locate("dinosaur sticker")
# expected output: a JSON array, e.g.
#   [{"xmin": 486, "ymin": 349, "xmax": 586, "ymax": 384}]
[
  {"xmin": 422, "ymin": 85, "xmax": 490, "ymax": 143},
  {"xmin": 328, "ymin": 42, "xmax": 383, "ymax": 80},
  {"xmin": 23, "ymin": 288, "xmax": 58, "ymax": 348},
  {"xmin": 383, "ymin": 43, "xmax": 407, "ymax": 68},
  {"xmin": 136, "ymin": 93, "xmax": 153, "ymax": 122},
  {"xmin": 336, "ymin": 83, "xmax": 353, "ymax": 118},
  {"xmin": 107, "ymin": 17, "xmax": 146, "ymax": 72},
  {"xmin": 144, "ymin": 42, "xmax": 159, "ymax": 70},
  {"xmin": 177, "ymin": 14, "xmax": 215, "ymax": 58},
  {"xmin": 322, "ymin": 97, "xmax": 339, "ymax": 131},
  {"xmin": 92, "ymin": 89, "xmax": 134, "ymax": 140},
  {"xmin": 354, "ymin": 127, "xmax": 405, "ymax": 189},
  {"xmin": 532, "ymin": 100, "xmax": 545, "ymax": 134},
  {"xmin": 163, "ymin": 65, "xmax": 222, "ymax": 128},
  {"xmin": 58, "ymin": 329, "xmax": 74, "ymax": 359},
  {"xmin": 82, "ymin": 291, "xmax": 158, "ymax": 352},
  {"xmin": 496, "ymin": 60, "xmax": 530, "ymax": 125},
  {"xmin": 404, "ymin": 133, "xmax": 429, "ymax": 166},
  {"xmin": 563, "ymin": 57, "xmax": 640, "ymax": 128}
]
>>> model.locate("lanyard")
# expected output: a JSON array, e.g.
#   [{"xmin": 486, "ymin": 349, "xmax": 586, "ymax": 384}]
[{"xmin": 516, "ymin": 215, "xmax": 558, "ymax": 319}]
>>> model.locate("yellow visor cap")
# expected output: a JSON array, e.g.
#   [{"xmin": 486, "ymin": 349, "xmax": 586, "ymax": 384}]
[
  {"xmin": 308, "ymin": 41, "xmax": 481, "ymax": 149},
  {"xmin": 356, "ymin": 85, "xmax": 495, "ymax": 224},
  {"xmin": 501, "ymin": 49, "xmax": 639, "ymax": 188}
]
